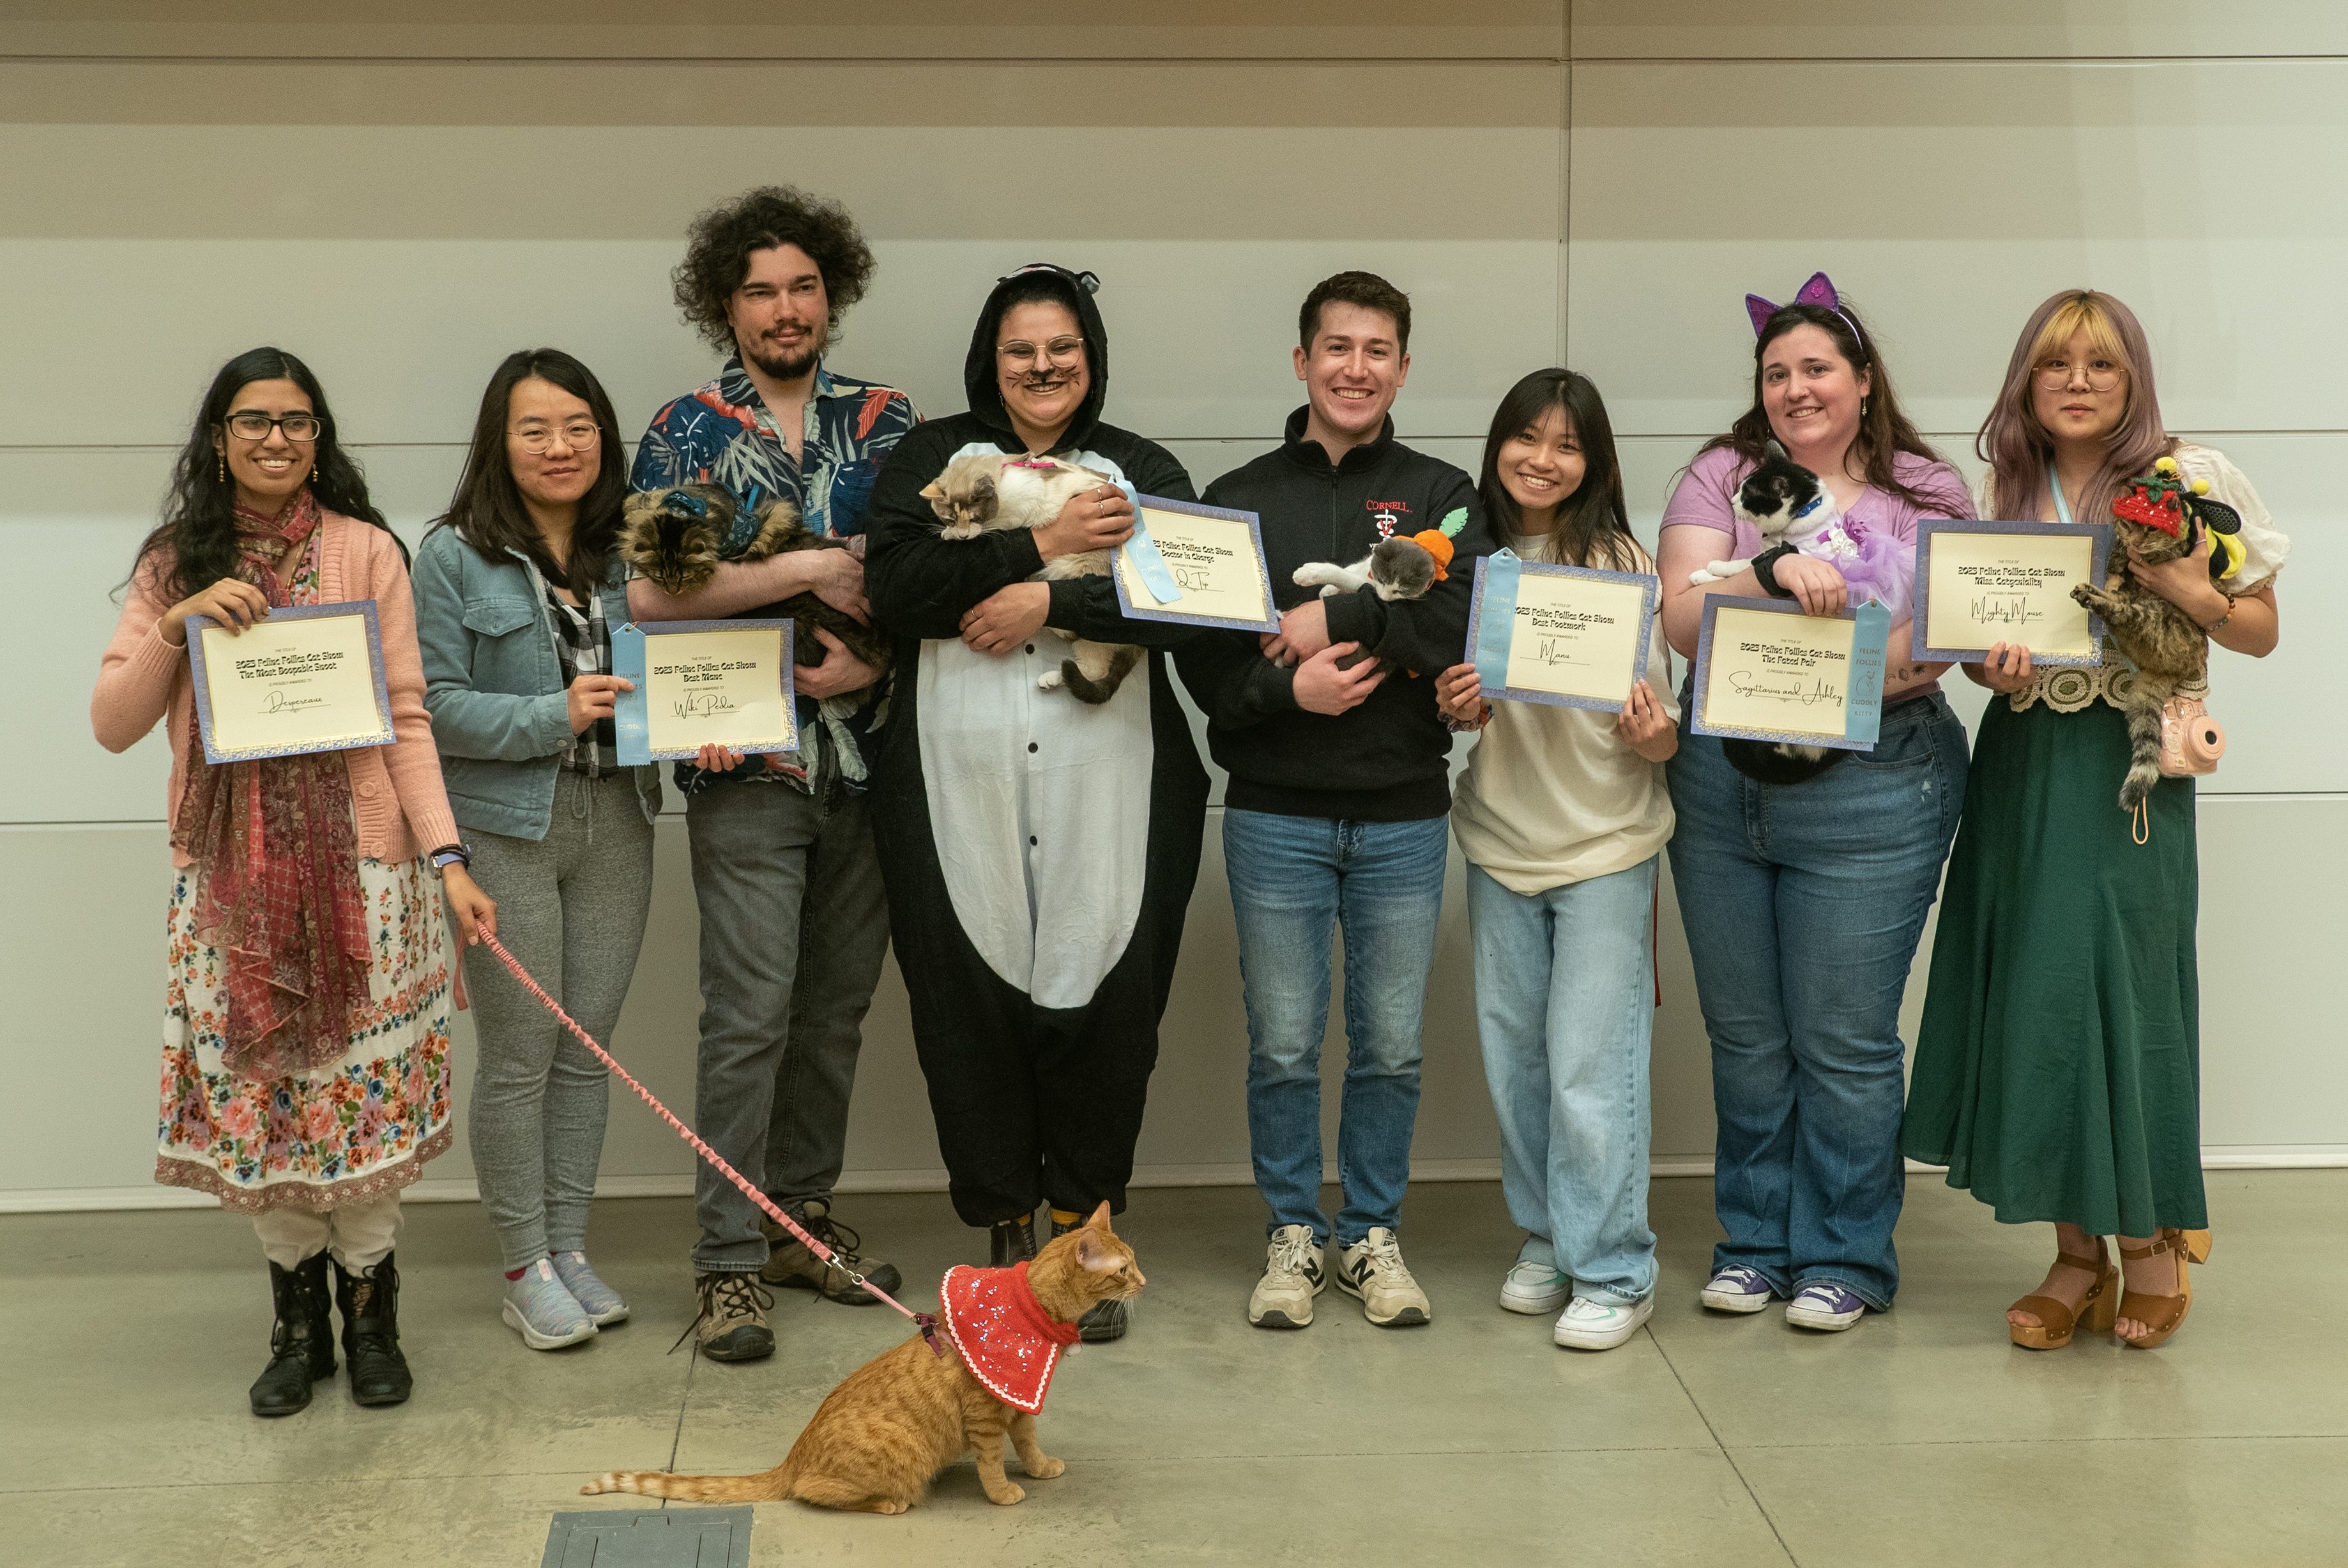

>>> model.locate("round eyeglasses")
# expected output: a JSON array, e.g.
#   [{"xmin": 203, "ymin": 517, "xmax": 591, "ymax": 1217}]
[
  {"xmin": 2034, "ymin": 358, "xmax": 2124, "ymax": 392},
  {"xmin": 997, "ymin": 337, "xmax": 1085, "ymax": 370},
  {"xmin": 510, "ymin": 422, "xmax": 602, "ymax": 453},
  {"xmin": 224, "ymin": 412, "xmax": 321, "ymax": 441}
]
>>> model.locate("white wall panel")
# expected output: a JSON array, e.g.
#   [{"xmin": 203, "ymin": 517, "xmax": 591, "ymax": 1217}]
[{"xmin": 1573, "ymin": 0, "xmax": 2348, "ymax": 61}]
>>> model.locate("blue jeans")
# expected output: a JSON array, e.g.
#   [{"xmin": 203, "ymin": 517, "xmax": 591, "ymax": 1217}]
[
  {"xmin": 1224, "ymin": 809, "xmax": 1449, "ymax": 1247},
  {"xmin": 1665, "ymin": 691, "xmax": 1967, "ymax": 1310},
  {"xmin": 1467, "ymin": 855, "xmax": 1659, "ymax": 1307}
]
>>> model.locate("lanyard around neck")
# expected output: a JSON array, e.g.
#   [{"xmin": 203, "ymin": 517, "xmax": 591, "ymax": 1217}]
[{"xmin": 2048, "ymin": 468, "xmax": 2075, "ymax": 528}]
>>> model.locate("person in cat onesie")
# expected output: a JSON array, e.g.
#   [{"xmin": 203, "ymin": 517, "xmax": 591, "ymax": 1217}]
[{"xmin": 863, "ymin": 264, "xmax": 1208, "ymax": 1342}]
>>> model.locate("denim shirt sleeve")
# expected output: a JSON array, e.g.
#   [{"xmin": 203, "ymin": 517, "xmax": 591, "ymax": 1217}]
[{"xmin": 413, "ymin": 530, "xmax": 576, "ymax": 763}]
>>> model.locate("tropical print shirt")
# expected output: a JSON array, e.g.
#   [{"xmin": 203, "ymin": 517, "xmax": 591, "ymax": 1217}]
[{"xmin": 629, "ymin": 357, "xmax": 919, "ymax": 793}]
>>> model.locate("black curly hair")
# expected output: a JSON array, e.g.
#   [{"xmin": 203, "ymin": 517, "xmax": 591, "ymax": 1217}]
[{"xmin": 672, "ymin": 186, "xmax": 877, "ymax": 355}]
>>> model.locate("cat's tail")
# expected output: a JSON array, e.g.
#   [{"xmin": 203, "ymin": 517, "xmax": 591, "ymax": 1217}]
[
  {"xmin": 2118, "ymin": 677, "xmax": 2172, "ymax": 812},
  {"xmin": 580, "ymin": 1466, "xmax": 791, "ymax": 1502},
  {"xmin": 1059, "ymin": 644, "xmax": 1143, "ymax": 705}
]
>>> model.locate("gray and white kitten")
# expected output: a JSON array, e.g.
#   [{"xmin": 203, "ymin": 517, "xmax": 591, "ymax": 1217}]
[
  {"xmin": 1290, "ymin": 536, "xmax": 1439, "ymax": 671},
  {"xmin": 920, "ymin": 452, "xmax": 1142, "ymax": 705}
]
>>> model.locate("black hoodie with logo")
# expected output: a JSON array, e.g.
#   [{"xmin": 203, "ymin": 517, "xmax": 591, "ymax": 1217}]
[{"xmin": 1176, "ymin": 407, "xmax": 1492, "ymax": 822}]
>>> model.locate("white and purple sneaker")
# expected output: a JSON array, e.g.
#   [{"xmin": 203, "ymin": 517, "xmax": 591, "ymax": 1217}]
[
  {"xmin": 1785, "ymin": 1283, "xmax": 1867, "ymax": 1332},
  {"xmin": 1699, "ymin": 1265, "xmax": 1775, "ymax": 1314}
]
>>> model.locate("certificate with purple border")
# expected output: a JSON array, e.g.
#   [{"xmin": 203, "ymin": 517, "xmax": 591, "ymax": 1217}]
[
  {"xmin": 1463, "ymin": 555, "xmax": 1660, "ymax": 711},
  {"xmin": 1111, "ymin": 494, "xmax": 1281, "ymax": 634},
  {"xmin": 612, "ymin": 619, "xmax": 797, "ymax": 765},
  {"xmin": 1911, "ymin": 517, "xmax": 2111, "ymax": 666},
  {"xmin": 186, "ymin": 600, "xmax": 395, "ymax": 765}
]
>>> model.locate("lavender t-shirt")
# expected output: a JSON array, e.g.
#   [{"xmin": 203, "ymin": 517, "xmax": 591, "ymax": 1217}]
[{"xmin": 1660, "ymin": 445, "xmax": 1975, "ymax": 556}]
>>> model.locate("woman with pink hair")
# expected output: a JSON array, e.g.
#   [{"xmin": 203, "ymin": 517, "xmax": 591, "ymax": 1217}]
[{"xmin": 1902, "ymin": 291, "xmax": 2289, "ymax": 1350}]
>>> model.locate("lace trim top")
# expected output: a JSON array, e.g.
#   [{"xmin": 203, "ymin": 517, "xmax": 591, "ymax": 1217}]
[{"xmin": 1973, "ymin": 443, "xmax": 2289, "ymax": 713}]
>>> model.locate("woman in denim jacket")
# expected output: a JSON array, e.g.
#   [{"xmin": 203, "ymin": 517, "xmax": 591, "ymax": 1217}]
[{"xmin": 413, "ymin": 349, "xmax": 662, "ymax": 1351}]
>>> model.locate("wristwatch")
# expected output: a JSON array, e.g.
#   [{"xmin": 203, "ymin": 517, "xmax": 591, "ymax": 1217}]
[
  {"xmin": 430, "ymin": 842, "xmax": 472, "ymax": 872},
  {"xmin": 1751, "ymin": 544, "xmax": 1801, "ymax": 598}
]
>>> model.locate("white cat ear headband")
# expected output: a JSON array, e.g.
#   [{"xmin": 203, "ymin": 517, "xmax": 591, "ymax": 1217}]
[{"xmin": 1745, "ymin": 270, "xmax": 1864, "ymax": 349}]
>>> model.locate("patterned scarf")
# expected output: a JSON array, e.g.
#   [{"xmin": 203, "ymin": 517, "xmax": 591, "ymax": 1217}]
[
  {"xmin": 171, "ymin": 489, "xmax": 373, "ymax": 1081},
  {"xmin": 938, "ymin": 1261, "xmax": 1085, "ymax": 1413}
]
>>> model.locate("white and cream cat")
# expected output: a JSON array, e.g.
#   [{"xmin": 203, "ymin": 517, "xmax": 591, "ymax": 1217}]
[{"xmin": 922, "ymin": 453, "xmax": 1142, "ymax": 704}]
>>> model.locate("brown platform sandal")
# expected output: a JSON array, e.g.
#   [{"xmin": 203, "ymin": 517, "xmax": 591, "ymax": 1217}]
[
  {"xmin": 2007, "ymin": 1243, "xmax": 2117, "ymax": 1350},
  {"xmin": 2115, "ymin": 1228, "xmax": 2213, "ymax": 1349}
]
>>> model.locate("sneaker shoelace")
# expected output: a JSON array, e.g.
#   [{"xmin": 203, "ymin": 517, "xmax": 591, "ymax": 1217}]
[
  {"xmin": 1356, "ymin": 1235, "xmax": 1416, "ymax": 1287},
  {"xmin": 799, "ymin": 1212, "xmax": 868, "ymax": 1274},
  {"xmin": 700, "ymin": 1272, "xmax": 774, "ymax": 1326},
  {"xmin": 1795, "ymin": 1285, "xmax": 1851, "ymax": 1309},
  {"xmin": 1267, "ymin": 1229, "xmax": 1318, "ymax": 1283},
  {"xmin": 1714, "ymin": 1267, "xmax": 1765, "ymax": 1290}
]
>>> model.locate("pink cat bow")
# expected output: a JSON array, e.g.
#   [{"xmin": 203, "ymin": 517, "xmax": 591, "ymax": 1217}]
[{"xmin": 1746, "ymin": 271, "xmax": 1849, "ymax": 337}]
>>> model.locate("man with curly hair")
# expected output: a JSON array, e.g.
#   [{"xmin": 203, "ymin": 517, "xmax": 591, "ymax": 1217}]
[{"xmin": 627, "ymin": 186, "xmax": 917, "ymax": 1364}]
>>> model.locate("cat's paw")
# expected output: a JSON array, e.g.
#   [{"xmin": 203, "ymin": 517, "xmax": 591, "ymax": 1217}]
[
  {"xmin": 984, "ymin": 1482, "xmax": 1028, "ymax": 1506},
  {"xmin": 1037, "ymin": 669, "xmax": 1066, "ymax": 690},
  {"xmin": 1319, "ymin": 584, "xmax": 1340, "ymax": 597},
  {"xmin": 1292, "ymin": 565, "xmax": 1329, "ymax": 586},
  {"xmin": 939, "ymin": 524, "xmax": 982, "ymax": 541},
  {"xmin": 1025, "ymin": 1455, "xmax": 1067, "ymax": 1480}
]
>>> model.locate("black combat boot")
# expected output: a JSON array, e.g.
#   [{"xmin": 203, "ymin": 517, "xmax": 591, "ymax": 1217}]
[
  {"xmin": 987, "ymin": 1213, "xmax": 1037, "ymax": 1268},
  {"xmin": 333, "ymin": 1252, "xmax": 413, "ymax": 1406},
  {"xmin": 1051, "ymin": 1212, "xmax": 1129, "ymax": 1344},
  {"xmin": 249, "ymin": 1252, "xmax": 336, "ymax": 1417}
]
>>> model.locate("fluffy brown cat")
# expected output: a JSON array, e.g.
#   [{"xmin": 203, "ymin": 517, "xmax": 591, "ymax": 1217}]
[
  {"xmin": 920, "ymin": 452, "xmax": 1142, "ymax": 704},
  {"xmin": 581, "ymin": 1203, "xmax": 1143, "ymax": 1512},
  {"xmin": 2069, "ymin": 458, "xmax": 2234, "ymax": 811}
]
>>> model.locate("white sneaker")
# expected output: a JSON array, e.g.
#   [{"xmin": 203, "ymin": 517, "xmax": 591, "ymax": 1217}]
[
  {"xmin": 1248, "ymin": 1224, "xmax": 1327, "ymax": 1329},
  {"xmin": 1553, "ymin": 1294, "xmax": 1653, "ymax": 1350},
  {"xmin": 1335, "ymin": 1228, "xmax": 1431, "ymax": 1327},
  {"xmin": 1499, "ymin": 1260, "xmax": 1571, "ymax": 1316}
]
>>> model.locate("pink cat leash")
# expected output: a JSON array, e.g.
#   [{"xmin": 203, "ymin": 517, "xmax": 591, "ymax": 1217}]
[{"xmin": 472, "ymin": 930, "xmax": 944, "ymax": 1355}]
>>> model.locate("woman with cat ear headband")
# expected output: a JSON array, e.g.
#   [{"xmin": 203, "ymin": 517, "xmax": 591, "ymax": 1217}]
[
  {"xmin": 93, "ymin": 346, "xmax": 494, "ymax": 1417},
  {"xmin": 411, "ymin": 349, "xmax": 664, "ymax": 1354},
  {"xmin": 1656, "ymin": 274, "xmax": 1976, "ymax": 1334},
  {"xmin": 1902, "ymin": 290, "xmax": 2287, "ymax": 1351},
  {"xmin": 1432, "ymin": 369, "xmax": 1677, "ymax": 1351},
  {"xmin": 861, "ymin": 264, "xmax": 1210, "ymax": 1344}
]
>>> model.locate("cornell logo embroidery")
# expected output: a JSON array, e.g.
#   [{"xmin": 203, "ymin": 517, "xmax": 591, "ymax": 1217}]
[{"xmin": 1367, "ymin": 499, "xmax": 1410, "ymax": 539}]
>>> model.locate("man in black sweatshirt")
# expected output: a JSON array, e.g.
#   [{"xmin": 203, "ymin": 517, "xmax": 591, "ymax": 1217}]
[{"xmin": 1176, "ymin": 272, "xmax": 1492, "ymax": 1332}]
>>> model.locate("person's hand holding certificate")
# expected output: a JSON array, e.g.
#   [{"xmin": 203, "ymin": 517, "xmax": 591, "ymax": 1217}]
[
  {"xmin": 1111, "ymin": 495, "xmax": 1281, "ymax": 634},
  {"xmin": 186, "ymin": 600, "xmax": 397, "ymax": 763},
  {"xmin": 1911, "ymin": 518, "xmax": 2112, "ymax": 666},
  {"xmin": 1465, "ymin": 551, "xmax": 1659, "ymax": 710},
  {"xmin": 613, "ymin": 620, "xmax": 798, "ymax": 765},
  {"xmin": 1692, "ymin": 595, "xmax": 1891, "ymax": 750}
]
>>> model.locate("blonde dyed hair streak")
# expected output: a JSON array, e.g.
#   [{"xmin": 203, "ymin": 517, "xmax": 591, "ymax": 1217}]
[{"xmin": 1978, "ymin": 289, "xmax": 2176, "ymax": 522}]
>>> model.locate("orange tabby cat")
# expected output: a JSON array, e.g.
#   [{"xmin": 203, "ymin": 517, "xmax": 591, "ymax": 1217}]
[{"xmin": 582, "ymin": 1202, "xmax": 1143, "ymax": 1512}]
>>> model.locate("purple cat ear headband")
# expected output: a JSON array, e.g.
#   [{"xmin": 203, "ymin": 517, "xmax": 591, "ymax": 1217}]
[{"xmin": 1744, "ymin": 271, "xmax": 1864, "ymax": 348}]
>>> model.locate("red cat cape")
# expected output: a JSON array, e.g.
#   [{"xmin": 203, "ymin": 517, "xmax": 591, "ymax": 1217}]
[{"xmin": 938, "ymin": 1261, "xmax": 1083, "ymax": 1413}]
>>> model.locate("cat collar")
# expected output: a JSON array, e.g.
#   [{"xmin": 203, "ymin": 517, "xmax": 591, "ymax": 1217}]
[{"xmin": 938, "ymin": 1261, "xmax": 1083, "ymax": 1413}]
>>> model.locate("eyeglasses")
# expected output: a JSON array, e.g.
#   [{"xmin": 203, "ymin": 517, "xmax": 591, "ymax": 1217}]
[
  {"xmin": 997, "ymin": 337, "xmax": 1085, "ymax": 370},
  {"xmin": 224, "ymin": 412, "xmax": 321, "ymax": 441},
  {"xmin": 510, "ymin": 421, "xmax": 602, "ymax": 453},
  {"xmin": 2034, "ymin": 357, "xmax": 2125, "ymax": 392}
]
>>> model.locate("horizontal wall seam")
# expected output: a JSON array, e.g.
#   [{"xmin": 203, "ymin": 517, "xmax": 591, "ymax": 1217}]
[{"xmin": 8, "ymin": 55, "xmax": 2348, "ymax": 69}]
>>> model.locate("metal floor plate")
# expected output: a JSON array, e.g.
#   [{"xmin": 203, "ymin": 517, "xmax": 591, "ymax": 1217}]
[{"xmin": 540, "ymin": 1506, "xmax": 754, "ymax": 1567}]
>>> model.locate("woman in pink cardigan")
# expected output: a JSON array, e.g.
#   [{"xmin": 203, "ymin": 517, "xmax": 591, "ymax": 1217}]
[{"xmin": 93, "ymin": 347, "xmax": 494, "ymax": 1419}]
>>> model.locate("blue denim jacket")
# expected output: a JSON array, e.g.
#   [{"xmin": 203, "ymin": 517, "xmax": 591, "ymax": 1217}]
[{"xmin": 411, "ymin": 524, "xmax": 662, "ymax": 841}]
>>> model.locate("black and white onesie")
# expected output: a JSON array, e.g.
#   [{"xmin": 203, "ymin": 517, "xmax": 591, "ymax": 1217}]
[{"xmin": 864, "ymin": 267, "xmax": 1209, "ymax": 1228}]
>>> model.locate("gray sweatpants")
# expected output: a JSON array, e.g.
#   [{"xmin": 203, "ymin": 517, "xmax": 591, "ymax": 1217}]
[
  {"xmin": 461, "ymin": 770, "xmax": 655, "ymax": 1271},
  {"xmin": 685, "ymin": 779, "xmax": 890, "ymax": 1273}
]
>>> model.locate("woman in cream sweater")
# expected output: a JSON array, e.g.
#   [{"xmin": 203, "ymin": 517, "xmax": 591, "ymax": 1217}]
[{"xmin": 1434, "ymin": 369, "xmax": 1677, "ymax": 1351}]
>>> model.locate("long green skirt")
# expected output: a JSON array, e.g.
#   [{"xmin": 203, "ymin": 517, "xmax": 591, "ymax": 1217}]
[{"xmin": 1901, "ymin": 697, "xmax": 2204, "ymax": 1235}]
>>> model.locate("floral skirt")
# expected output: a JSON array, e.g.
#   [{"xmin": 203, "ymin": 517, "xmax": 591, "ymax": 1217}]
[{"xmin": 156, "ymin": 856, "xmax": 455, "ymax": 1214}]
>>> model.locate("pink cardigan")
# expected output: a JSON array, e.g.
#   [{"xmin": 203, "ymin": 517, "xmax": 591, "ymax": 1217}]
[{"xmin": 93, "ymin": 512, "xmax": 461, "ymax": 870}]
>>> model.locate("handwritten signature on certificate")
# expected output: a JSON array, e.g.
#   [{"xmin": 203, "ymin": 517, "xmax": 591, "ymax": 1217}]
[
  {"xmin": 1726, "ymin": 670, "xmax": 1845, "ymax": 708},
  {"xmin": 673, "ymin": 690, "xmax": 740, "ymax": 719}
]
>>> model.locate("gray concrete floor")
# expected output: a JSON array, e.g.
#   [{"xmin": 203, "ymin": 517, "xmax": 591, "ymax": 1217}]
[{"xmin": 4, "ymin": 1172, "xmax": 2344, "ymax": 1567}]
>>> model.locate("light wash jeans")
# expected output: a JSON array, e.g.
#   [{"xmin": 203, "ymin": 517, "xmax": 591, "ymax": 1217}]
[
  {"xmin": 1224, "ymin": 809, "xmax": 1449, "ymax": 1247},
  {"xmin": 1665, "ymin": 690, "xmax": 1967, "ymax": 1311},
  {"xmin": 1467, "ymin": 855, "xmax": 1659, "ymax": 1307}
]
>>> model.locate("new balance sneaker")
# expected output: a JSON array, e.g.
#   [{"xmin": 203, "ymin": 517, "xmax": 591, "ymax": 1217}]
[
  {"xmin": 1248, "ymin": 1224, "xmax": 1327, "ymax": 1329},
  {"xmin": 1500, "ymin": 1259, "xmax": 1572, "ymax": 1316},
  {"xmin": 501, "ymin": 1258, "xmax": 597, "ymax": 1351},
  {"xmin": 761, "ymin": 1198, "xmax": 903, "ymax": 1305},
  {"xmin": 549, "ymin": 1251, "xmax": 629, "ymax": 1327},
  {"xmin": 1553, "ymin": 1294, "xmax": 1653, "ymax": 1350},
  {"xmin": 1699, "ymin": 1265, "xmax": 1776, "ymax": 1314},
  {"xmin": 1785, "ymin": 1283, "xmax": 1867, "ymax": 1332},
  {"xmin": 691, "ymin": 1270, "xmax": 775, "ymax": 1362},
  {"xmin": 1335, "ymin": 1228, "xmax": 1431, "ymax": 1327}
]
